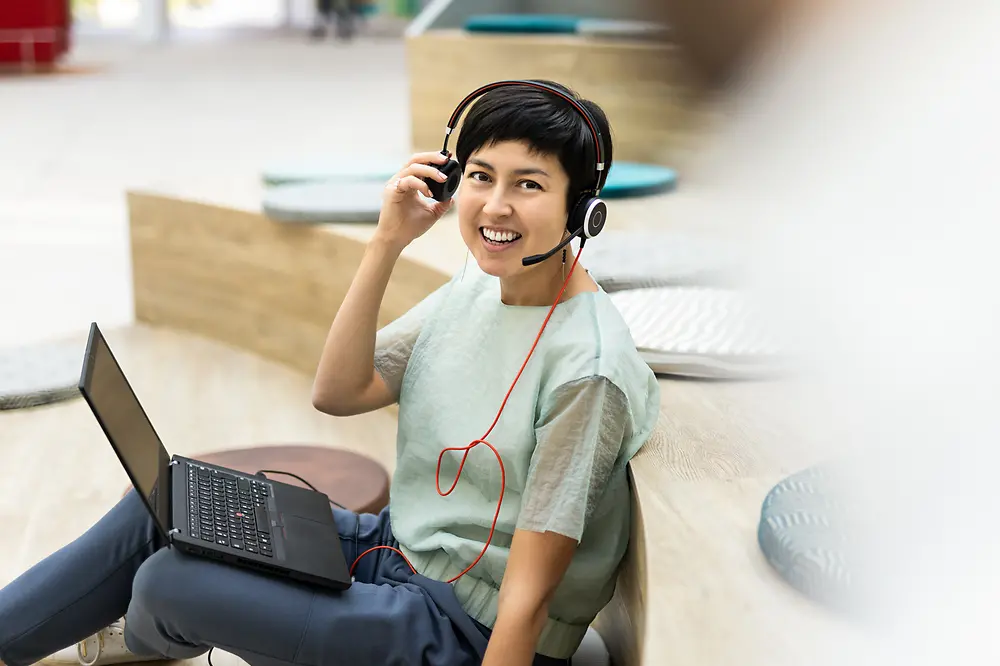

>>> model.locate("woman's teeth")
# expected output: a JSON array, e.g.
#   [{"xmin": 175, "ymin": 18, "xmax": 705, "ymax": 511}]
[{"xmin": 482, "ymin": 228, "xmax": 522, "ymax": 244}]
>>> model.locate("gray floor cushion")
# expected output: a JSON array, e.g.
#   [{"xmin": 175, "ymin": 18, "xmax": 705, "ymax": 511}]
[
  {"xmin": 758, "ymin": 465, "xmax": 854, "ymax": 611},
  {"xmin": 0, "ymin": 340, "xmax": 82, "ymax": 410},
  {"xmin": 586, "ymin": 231, "xmax": 740, "ymax": 292},
  {"xmin": 262, "ymin": 181, "xmax": 386, "ymax": 224},
  {"xmin": 608, "ymin": 286, "xmax": 784, "ymax": 379},
  {"xmin": 577, "ymin": 18, "xmax": 670, "ymax": 40},
  {"xmin": 261, "ymin": 156, "xmax": 402, "ymax": 187}
]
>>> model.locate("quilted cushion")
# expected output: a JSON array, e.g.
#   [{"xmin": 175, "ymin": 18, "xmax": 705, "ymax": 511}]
[
  {"xmin": 464, "ymin": 14, "xmax": 581, "ymax": 34},
  {"xmin": 585, "ymin": 230, "xmax": 740, "ymax": 292},
  {"xmin": 608, "ymin": 287, "xmax": 784, "ymax": 379},
  {"xmin": 0, "ymin": 340, "xmax": 82, "ymax": 410},
  {"xmin": 602, "ymin": 162, "xmax": 678, "ymax": 199},
  {"xmin": 262, "ymin": 181, "xmax": 385, "ymax": 224},
  {"xmin": 758, "ymin": 465, "xmax": 854, "ymax": 611}
]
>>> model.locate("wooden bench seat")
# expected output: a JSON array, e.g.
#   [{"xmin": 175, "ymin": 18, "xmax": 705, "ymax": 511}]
[{"xmin": 127, "ymin": 191, "xmax": 866, "ymax": 666}]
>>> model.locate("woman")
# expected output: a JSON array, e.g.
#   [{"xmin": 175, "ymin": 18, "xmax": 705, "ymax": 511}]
[{"xmin": 0, "ymin": 81, "xmax": 659, "ymax": 666}]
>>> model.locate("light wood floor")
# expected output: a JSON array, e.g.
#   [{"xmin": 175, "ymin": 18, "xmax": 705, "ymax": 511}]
[{"xmin": 0, "ymin": 324, "xmax": 398, "ymax": 666}]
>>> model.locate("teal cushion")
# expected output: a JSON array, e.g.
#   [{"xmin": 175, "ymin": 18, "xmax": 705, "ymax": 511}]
[
  {"xmin": 602, "ymin": 162, "xmax": 677, "ymax": 198},
  {"xmin": 262, "ymin": 181, "xmax": 385, "ymax": 224},
  {"xmin": 758, "ymin": 465, "xmax": 854, "ymax": 611},
  {"xmin": 464, "ymin": 14, "xmax": 581, "ymax": 34},
  {"xmin": 262, "ymin": 157, "xmax": 401, "ymax": 187}
]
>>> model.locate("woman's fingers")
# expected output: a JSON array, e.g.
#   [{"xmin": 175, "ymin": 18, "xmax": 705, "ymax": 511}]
[
  {"xmin": 406, "ymin": 151, "xmax": 452, "ymax": 167},
  {"xmin": 396, "ymin": 174, "xmax": 434, "ymax": 199},
  {"xmin": 431, "ymin": 197, "xmax": 455, "ymax": 217},
  {"xmin": 402, "ymin": 162, "xmax": 450, "ymax": 183}
]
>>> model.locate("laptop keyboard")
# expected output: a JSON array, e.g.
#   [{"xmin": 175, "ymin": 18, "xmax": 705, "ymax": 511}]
[{"xmin": 186, "ymin": 463, "xmax": 274, "ymax": 557}]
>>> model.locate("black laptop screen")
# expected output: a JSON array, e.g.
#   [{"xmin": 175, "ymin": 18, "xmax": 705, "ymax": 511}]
[{"xmin": 80, "ymin": 323, "xmax": 172, "ymax": 535}]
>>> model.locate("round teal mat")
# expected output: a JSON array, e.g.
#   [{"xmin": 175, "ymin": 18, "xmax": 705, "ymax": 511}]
[
  {"xmin": 464, "ymin": 14, "xmax": 581, "ymax": 34},
  {"xmin": 602, "ymin": 162, "xmax": 677, "ymax": 198}
]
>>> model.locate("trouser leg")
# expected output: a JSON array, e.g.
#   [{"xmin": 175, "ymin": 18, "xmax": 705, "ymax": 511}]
[
  {"xmin": 0, "ymin": 491, "xmax": 165, "ymax": 666},
  {"xmin": 123, "ymin": 508, "xmax": 489, "ymax": 666}
]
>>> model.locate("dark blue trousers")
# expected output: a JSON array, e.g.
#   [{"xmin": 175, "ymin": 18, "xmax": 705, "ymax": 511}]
[{"xmin": 0, "ymin": 490, "xmax": 567, "ymax": 666}]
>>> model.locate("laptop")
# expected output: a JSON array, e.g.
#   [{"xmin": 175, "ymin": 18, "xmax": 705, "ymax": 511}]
[{"xmin": 77, "ymin": 322, "xmax": 353, "ymax": 591}]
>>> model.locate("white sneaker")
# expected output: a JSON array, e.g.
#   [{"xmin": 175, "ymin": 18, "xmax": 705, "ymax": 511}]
[{"xmin": 40, "ymin": 620, "xmax": 165, "ymax": 666}]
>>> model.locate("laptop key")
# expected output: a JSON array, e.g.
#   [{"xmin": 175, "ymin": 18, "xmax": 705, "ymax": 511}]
[{"xmin": 254, "ymin": 505, "xmax": 270, "ymax": 534}]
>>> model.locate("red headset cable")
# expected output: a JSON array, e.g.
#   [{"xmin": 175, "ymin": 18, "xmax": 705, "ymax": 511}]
[{"xmin": 349, "ymin": 247, "xmax": 584, "ymax": 581}]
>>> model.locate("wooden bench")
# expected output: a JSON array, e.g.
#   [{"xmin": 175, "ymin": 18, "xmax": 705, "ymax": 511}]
[
  {"xmin": 405, "ymin": 29, "xmax": 718, "ymax": 169},
  {"xmin": 127, "ymin": 191, "xmax": 866, "ymax": 665}
]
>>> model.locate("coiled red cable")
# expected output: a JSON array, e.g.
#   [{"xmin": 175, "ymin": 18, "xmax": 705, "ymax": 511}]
[{"xmin": 349, "ymin": 248, "xmax": 584, "ymax": 581}]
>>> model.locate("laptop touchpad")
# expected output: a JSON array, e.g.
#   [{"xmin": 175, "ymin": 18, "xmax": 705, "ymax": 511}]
[{"xmin": 281, "ymin": 514, "xmax": 340, "ymax": 553}]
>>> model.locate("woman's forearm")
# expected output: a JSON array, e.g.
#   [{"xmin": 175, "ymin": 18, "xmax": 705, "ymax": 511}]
[
  {"xmin": 311, "ymin": 236, "xmax": 403, "ymax": 414},
  {"xmin": 482, "ymin": 604, "xmax": 548, "ymax": 666}
]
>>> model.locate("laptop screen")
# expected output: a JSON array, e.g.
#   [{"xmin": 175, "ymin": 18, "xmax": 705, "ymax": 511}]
[{"xmin": 79, "ymin": 323, "xmax": 172, "ymax": 537}]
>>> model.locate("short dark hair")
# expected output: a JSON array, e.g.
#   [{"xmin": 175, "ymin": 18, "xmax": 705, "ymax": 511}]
[{"xmin": 455, "ymin": 80, "xmax": 614, "ymax": 213}]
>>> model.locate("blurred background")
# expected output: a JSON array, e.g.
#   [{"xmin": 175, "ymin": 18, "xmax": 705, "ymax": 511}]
[{"xmin": 2, "ymin": 1, "xmax": 998, "ymax": 666}]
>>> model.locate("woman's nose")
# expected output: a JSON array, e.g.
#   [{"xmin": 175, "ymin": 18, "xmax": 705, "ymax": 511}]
[{"xmin": 482, "ymin": 188, "xmax": 512, "ymax": 217}]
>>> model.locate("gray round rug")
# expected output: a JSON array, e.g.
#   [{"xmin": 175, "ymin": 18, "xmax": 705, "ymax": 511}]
[
  {"xmin": 585, "ymin": 230, "xmax": 741, "ymax": 292},
  {"xmin": 262, "ymin": 180, "xmax": 387, "ymax": 224},
  {"xmin": 0, "ymin": 340, "xmax": 83, "ymax": 410}
]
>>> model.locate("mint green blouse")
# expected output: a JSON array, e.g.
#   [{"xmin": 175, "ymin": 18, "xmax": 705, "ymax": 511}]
[{"xmin": 374, "ymin": 262, "xmax": 660, "ymax": 659}]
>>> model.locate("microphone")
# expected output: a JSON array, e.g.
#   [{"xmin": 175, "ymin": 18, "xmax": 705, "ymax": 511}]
[{"xmin": 521, "ymin": 229, "xmax": 583, "ymax": 267}]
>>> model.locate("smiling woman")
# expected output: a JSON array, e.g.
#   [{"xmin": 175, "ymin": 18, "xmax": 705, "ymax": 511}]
[{"xmin": 306, "ymin": 80, "xmax": 660, "ymax": 665}]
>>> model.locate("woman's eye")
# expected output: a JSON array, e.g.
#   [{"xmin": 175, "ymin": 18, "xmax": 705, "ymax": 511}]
[
  {"xmin": 469, "ymin": 171, "xmax": 491, "ymax": 182},
  {"xmin": 520, "ymin": 180, "xmax": 543, "ymax": 190}
]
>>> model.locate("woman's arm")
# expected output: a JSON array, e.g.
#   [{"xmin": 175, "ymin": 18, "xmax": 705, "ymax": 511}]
[
  {"xmin": 482, "ymin": 529, "xmax": 578, "ymax": 666},
  {"xmin": 311, "ymin": 237, "xmax": 404, "ymax": 416},
  {"xmin": 311, "ymin": 151, "xmax": 453, "ymax": 417}
]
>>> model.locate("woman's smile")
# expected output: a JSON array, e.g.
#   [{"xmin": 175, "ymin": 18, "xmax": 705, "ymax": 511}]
[{"xmin": 479, "ymin": 226, "xmax": 524, "ymax": 253}]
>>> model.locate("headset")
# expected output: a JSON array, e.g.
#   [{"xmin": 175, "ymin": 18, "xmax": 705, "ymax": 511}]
[{"xmin": 422, "ymin": 79, "xmax": 610, "ymax": 267}]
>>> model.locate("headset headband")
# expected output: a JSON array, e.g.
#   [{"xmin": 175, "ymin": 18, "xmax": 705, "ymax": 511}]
[{"xmin": 440, "ymin": 80, "xmax": 607, "ymax": 195}]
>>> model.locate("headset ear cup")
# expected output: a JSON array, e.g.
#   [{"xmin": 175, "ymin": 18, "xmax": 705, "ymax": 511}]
[
  {"xmin": 569, "ymin": 195, "xmax": 608, "ymax": 239},
  {"xmin": 426, "ymin": 158, "xmax": 462, "ymax": 202},
  {"xmin": 584, "ymin": 199, "xmax": 608, "ymax": 238}
]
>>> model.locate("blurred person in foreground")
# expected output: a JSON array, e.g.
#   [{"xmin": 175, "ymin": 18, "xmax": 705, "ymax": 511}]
[{"xmin": 643, "ymin": 0, "xmax": 1000, "ymax": 664}]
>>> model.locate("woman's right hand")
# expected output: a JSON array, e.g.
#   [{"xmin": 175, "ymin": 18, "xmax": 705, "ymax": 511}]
[{"xmin": 374, "ymin": 152, "xmax": 455, "ymax": 251}]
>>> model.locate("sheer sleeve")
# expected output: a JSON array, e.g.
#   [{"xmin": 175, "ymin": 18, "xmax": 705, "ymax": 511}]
[
  {"xmin": 373, "ymin": 278, "xmax": 453, "ymax": 400},
  {"xmin": 516, "ymin": 375, "xmax": 631, "ymax": 542}
]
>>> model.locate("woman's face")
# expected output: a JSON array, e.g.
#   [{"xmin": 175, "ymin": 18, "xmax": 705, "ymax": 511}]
[{"xmin": 457, "ymin": 140, "xmax": 570, "ymax": 279}]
